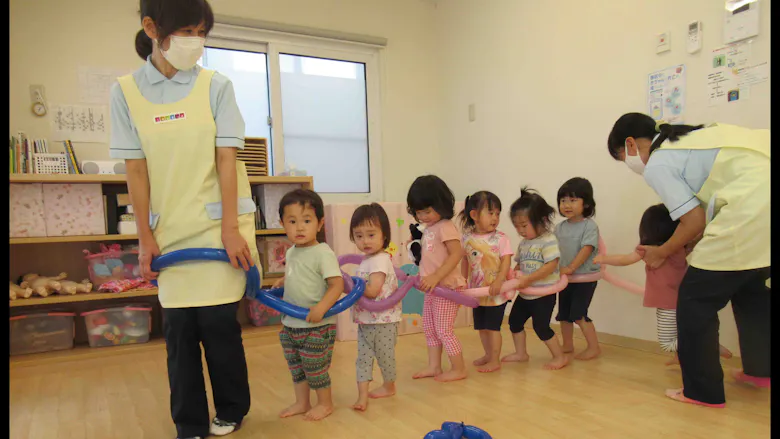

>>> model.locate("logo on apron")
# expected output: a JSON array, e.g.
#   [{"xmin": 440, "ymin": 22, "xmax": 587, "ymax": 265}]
[{"xmin": 154, "ymin": 112, "xmax": 186, "ymax": 124}]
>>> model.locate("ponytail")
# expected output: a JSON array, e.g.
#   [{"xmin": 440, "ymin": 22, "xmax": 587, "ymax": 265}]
[
  {"xmin": 650, "ymin": 122, "xmax": 705, "ymax": 153},
  {"xmin": 135, "ymin": 29, "xmax": 153, "ymax": 60},
  {"xmin": 457, "ymin": 195, "xmax": 475, "ymax": 230},
  {"xmin": 510, "ymin": 187, "xmax": 554, "ymax": 233}
]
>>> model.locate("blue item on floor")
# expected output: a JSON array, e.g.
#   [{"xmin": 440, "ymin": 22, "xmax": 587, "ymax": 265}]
[{"xmin": 424, "ymin": 422, "xmax": 492, "ymax": 439}]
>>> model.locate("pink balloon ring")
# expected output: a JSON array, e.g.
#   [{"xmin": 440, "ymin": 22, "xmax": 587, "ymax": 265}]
[
  {"xmin": 338, "ymin": 254, "xmax": 479, "ymax": 309},
  {"xmin": 593, "ymin": 235, "xmax": 646, "ymax": 295}
]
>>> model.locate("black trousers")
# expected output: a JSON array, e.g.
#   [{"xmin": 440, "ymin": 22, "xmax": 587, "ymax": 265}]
[
  {"xmin": 556, "ymin": 281, "xmax": 597, "ymax": 323},
  {"xmin": 508, "ymin": 294, "xmax": 556, "ymax": 341},
  {"xmin": 163, "ymin": 301, "xmax": 250, "ymax": 438},
  {"xmin": 677, "ymin": 267, "xmax": 770, "ymax": 404}
]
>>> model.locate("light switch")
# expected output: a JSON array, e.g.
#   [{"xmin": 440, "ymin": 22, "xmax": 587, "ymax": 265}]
[
  {"xmin": 656, "ymin": 31, "xmax": 671, "ymax": 54},
  {"xmin": 468, "ymin": 104, "xmax": 476, "ymax": 122}
]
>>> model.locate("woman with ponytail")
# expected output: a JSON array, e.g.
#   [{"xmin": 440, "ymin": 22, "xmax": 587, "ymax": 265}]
[
  {"xmin": 110, "ymin": 1, "xmax": 256, "ymax": 437},
  {"xmin": 607, "ymin": 113, "xmax": 770, "ymax": 408}
]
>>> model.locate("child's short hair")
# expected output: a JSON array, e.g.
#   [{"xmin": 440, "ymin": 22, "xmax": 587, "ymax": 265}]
[
  {"xmin": 278, "ymin": 189, "xmax": 325, "ymax": 221},
  {"xmin": 639, "ymin": 204, "xmax": 679, "ymax": 246},
  {"xmin": 509, "ymin": 187, "xmax": 555, "ymax": 233},
  {"xmin": 557, "ymin": 177, "xmax": 596, "ymax": 218},
  {"xmin": 349, "ymin": 203, "xmax": 391, "ymax": 249},
  {"xmin": 458, "ymin": 191, "xmax": 502, "ymax": 231},
  {"xmin": 406, "ymin": 175, "xmax": 455, "ymax": 220}
]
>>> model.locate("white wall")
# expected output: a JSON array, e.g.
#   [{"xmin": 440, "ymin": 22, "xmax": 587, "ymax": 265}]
[
  {"xmin": 433, "ymin": 0, "xmax": 772, "ymax": 354},
  {"xmin": 9, "ymin": 0, "xmax": 441, "ymax": 202}
]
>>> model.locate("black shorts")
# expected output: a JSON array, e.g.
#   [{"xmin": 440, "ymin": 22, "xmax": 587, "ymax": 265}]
[
  {"xmin": 556, "ymin": 281, "xmax": 598, "ymax": 323},
  {"xmin": 508, "ymin": 294, "xmax": 556, "ymax": 341},
  {"xmin": 473, "ymin": 302, "xmax": 508, "ymax": 331}
]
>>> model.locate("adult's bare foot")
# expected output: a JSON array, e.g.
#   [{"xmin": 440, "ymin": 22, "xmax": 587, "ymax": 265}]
[
  {"xmin": 575, "ymin": 347, "xmax": 601, "ymax": 361},
  {"xmin": 279, "ymin": 401, "xmax": 311, "ymax": 418},
  {"xmin": 434, "ymin": 369, "xmax": 467, "ymax": 382},
  {"xmin": 501, "ymin": 352, "xmax": 530, "ymax": 363},
  {"xmin": 368, "ymin": 383, "xmax": 396, "ymax": 399},
  {"xmin": 412, "ymin": 367, "xmax": 443, "ymax": 379},
  {"xmin": 304, "ymin": 403, "xmax": 334, "ymax": 421},
  {"xmin": 543, "ymin": 355, "xmax": 570, "ymax": 370},
  {"xmin": 476, "ymin": 361, "xmax": 501, "ymax": 373}
]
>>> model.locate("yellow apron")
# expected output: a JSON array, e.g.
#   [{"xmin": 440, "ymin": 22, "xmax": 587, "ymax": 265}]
[
  {"xmin": 119, "ymin": 69, "xmax": 261, "ymax": 308},
  {"xmin": 658, "ymin": 123, "xmax": 770, "ymax": 272}
]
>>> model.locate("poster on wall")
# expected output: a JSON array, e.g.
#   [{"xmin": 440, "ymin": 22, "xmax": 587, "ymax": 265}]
[
  {"xmin": 647, "ymin": 64, "xmax": 686, "ymax": 123},
  {"xmin": 78, "ymin": 66, "xmax": 128, "ymax": 105},
  {"xmin": 50, "ymin": 104, "xmax": 108, "ymax": 143},
  {"xmin": 707, "ymin": 40, "xmax": 768, "ymax": 106}
]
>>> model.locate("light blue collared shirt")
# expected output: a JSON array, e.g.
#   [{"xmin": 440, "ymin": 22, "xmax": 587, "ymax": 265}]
[
  {"xmin": 643, "ymin": 148, "xmax": 720, "ymax": 221},
  {"xmin": 109, "ymin": 57, "xmax": 245, "ymax": 159}
]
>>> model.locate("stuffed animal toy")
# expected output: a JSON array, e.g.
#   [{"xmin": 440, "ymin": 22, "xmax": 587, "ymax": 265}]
[
  {"xmin": 407, "ymin": 223, "xmax": 424, "ymax": 266},
  {"xmin": 21, "ymin": 272, "xmax": 67, "ymax": 297},
  {"xmin": 9, "ymin": 282, "xmax": 33, "ymax": 300},
  {"xmin": 59, "ymin": 279, "xmax": 93, "ymax": 295}
]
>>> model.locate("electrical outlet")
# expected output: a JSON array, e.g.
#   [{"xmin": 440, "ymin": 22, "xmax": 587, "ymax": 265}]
[{"xmin": 29, "ymin": 85, "xmax": 46, "ymax": 104}]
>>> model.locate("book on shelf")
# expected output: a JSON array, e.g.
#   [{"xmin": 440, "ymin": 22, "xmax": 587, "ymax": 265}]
[{"xmin": 9, "ymin": 134, "xmax": 53, "ymax": 174}]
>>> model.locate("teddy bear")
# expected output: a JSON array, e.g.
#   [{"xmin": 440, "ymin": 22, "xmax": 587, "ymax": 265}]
[
  {"xmin": 20, "ymin": 272, "xmax": 67, "ymax": 297},
  {"xmin": 9, "ymin": 282, "xmax": 33, "ymax": 301},
  {"xmin": 407, "ymin": 223, "xmax": 424, "ymax": 266},
  {"xmin": 59, "ymin": 279, "xmax": 93, "ymax": 295}
]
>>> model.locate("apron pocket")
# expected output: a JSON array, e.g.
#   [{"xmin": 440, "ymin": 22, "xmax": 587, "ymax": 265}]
[{"xmin": 205, "ymin": 197, "xmax": 257, "ymax": 220}]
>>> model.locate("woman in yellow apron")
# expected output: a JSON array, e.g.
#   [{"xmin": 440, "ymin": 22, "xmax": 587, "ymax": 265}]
[
  {"xmin": 606, "ymin": 113, "xmax": 770, "ymax": 407},
  {"xmin": 109, "ymin": 1, "xmax": 260, "ymax": 437}
]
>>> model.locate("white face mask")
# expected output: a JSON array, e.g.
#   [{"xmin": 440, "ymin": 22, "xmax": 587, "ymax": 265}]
[
  {"xmin": 161, "ymin": 35, "xmax": 205, "ymax": 71},
  {"xmin": 624, "ymin": 141, "xmax": 646, "ymax": 175}
]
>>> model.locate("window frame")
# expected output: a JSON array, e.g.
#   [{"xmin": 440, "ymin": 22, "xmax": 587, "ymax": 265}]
[{"xmin": 207, "ymin": 24, "xmax": 385, "ymax": 203}]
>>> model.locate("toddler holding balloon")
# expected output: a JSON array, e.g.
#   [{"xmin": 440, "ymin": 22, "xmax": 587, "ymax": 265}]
[
  {"xmin": 348, "ymin": 203, "xmax": 402, "ymax": 411},
  {"xmin": 503, "ymin": 188, "xmax": 569, "ymax": 370},
  {"xmin": 594, "ymin": 203, "xmax": 732, "ymax": 365},
  {"xmin": 459, "ymin": 191, "xmax": 513, "ymax": 373},
  {"xmin": 407, "ymin": 175, "xmax": 469, "ymax": 382}
]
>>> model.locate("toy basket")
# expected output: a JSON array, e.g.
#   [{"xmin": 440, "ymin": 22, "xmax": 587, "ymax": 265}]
[
  {"xmin": 9, "ymin": 312, "xmax": 76, "ymax": 355},
  {"xmin": 246, "ymin": 298, "xmax": 282, "ymax": 326},
  {"xmin": 83, "ymin": 244, "xmax": 141, "ymax": 287},
  {"xmin": 81, "ymin": 305, "xmax": 152, "ymax": 348},
  {"xmin": 33, "ymin": 153, "xmax": 69, "ymax": 175}
]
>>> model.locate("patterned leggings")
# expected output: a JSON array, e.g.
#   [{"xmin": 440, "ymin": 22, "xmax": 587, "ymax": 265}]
[
  {"xmin": 656, "ymin": 308, "xmax": 678, "ymax": 352},
  {"xmin": 356, "ymin": 322, "xmax": 398, "ymax": 383},
  {"xmin": 279, "ymin": 324, "xmax": 337, "ymax": 389},
  {"xmin": 422, "ymin": 294, "xmax": 462, "ymax": 356}
]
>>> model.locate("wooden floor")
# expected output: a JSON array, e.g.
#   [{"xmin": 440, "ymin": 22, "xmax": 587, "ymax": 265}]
[{"xmin": 10, "ymin": 326, "xmax": 770, "ymax": 439}]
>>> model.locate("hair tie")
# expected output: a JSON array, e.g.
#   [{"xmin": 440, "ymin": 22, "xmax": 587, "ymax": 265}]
[{"xmin": 654, "ymin": 120, "xmax": 666, "ymax": 133}]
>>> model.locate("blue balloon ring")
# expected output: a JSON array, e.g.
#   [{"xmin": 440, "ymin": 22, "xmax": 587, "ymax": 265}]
[{"xmin": 150, "ymin": 248, "xmax": 365, "ymax": 321}]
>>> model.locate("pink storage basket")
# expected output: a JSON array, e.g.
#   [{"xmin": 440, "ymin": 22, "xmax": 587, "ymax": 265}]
[{"xmin": 83, "ymin": 244, "xmax": 141, "ymax": 287}]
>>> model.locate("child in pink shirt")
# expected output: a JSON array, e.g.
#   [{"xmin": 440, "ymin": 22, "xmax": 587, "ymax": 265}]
[
  {"xmin": 595, "ymin": 204, "xmax": 733, "ymax": 365},
  {"xmin": 407, "ymin": 175, "xmax": 468, "ymax": 382}
]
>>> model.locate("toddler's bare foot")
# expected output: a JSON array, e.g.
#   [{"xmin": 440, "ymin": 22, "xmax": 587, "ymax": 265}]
[
  {"xmin": 665, "ymin": 353, "xmax": 680, "ymax": 366},
  {"xmin": 473, "ymin": 355, "xmax": 489, "ymax": 366},
  {"xmin": 280, "ymin": 401, "xmax": 311, "ymax": 418},
  {"xmin": 543, "ymin": 355, "xmax": 570, "ymax": 370},
  {"xmin": 434, "ymin": 369, "xmax": 467, "ymax": 382},
  {"xmin": 575, "ymin": 347, "xmax": 601, "ymax": 361},
  {"xmin": 368, "ymin": 383, "xmax": 396, "ymax": 399},
  {"xmin": 352, "ymin": 395, "xmax": 368, "ymax": 411},
  {"xmin": 476, "ymin": 361, "xmax": 501, "ymax": 373},
  {"xmin": 412, "ymin": 367, "xmax": 443, "ymax": 379},
  {"xmin": 304, "ymin": 403, "xmax": 334, "ymax": 421},
  {"xmin": 562, "ymin": 344, "xmax": 575, "ymax": 354},
  {"xmin": 719, "ymin": 345, "xmax": 733, "ymax": 359},
  {"xmin": 501, "ymin": 352, "xmax": 530, "ymax": 363}
]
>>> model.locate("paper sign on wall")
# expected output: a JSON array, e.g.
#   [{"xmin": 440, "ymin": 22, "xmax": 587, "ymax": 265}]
[
  {"xmin": 78, "ymin": 66, "xmax": 127, "ymax": 105},
  {"xmin": 706, "ymin": 40, "xmax": 766, "ymax": 106},
  {"xmin": 647, "ymin": 64, "xmax": 686, "ymax": 123},
  {"xmin": 50, "ymin": 104, "xmax": 108, "ymax": 143}
]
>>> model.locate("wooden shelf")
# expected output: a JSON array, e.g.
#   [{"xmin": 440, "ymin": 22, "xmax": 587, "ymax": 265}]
[
  {"xmin": 9, "ymin": 277, "xmax": 281, "ymax": 307},
  {"xmin": 10, "ymin": 174, "xmax": 313, "ymax": 187},
  {"xmin": 9, "ymin": 288, "xmax": 159, "ymax": 307},
  {"xmin": 256, "ymin": 229, "xmax": 285, "ymax": 236},
  {"xmin": 10, "ymin": 234, "xmax": 139, "ymax": 245}
]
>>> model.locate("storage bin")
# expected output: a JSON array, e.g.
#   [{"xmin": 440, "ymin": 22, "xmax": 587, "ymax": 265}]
[
  {"xmin": 9, "ymin": 312, "xmax": 76, "ymax": 356},
  {"xmin": 81, "ymin": 305, "xmax": 152, "ymax": 348},
  {"xmin": 84, "ymin": 244, "xmax": 141, "ymax": 287},
  {"xmin": 246, "ymin": 298, "xmax": 282, "ymax": 327}
]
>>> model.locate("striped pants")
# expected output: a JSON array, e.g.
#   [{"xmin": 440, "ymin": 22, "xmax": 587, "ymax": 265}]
[
  {"xmin": 656, "ymin": 308, "xmax": 677, "ymax": 352},
  {"xmin": 279, "ymin": 324, "xmax": 337, "ymax": 389},
  {"xmin": 422, "ymin": 294, "xmax": 462, "ymax": 356}
]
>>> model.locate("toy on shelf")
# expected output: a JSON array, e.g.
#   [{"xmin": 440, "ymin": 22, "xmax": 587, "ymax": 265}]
[
  {"xmin": 81, "ymin": 305, "xmax": 152, "ymax": 347},
  {"xmin": 84, "ymin": 243, "xmax": 141, "ymax": 286},
  {"xmin": 59, "ymin": 278, "xmax": 94, "ymax": 295},
  {"xmin": 20, "ymin": 272, "xmax": 67, "ymax": 297},
  {"xmin": 9, "ymin": 282, "xmax": 33, "ymax": 301}
]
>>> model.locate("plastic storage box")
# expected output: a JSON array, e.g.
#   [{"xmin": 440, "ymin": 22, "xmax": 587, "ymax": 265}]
[
  {"xmin": 81, "ymin": 305, "xmax": 152, "ymax": 348},
  {"xmin": 84, "ymin": 245, "xmax": 141, "ymax": 287},
  {"xmin": 246, "ymin": 298, "xmax": 282, "ymax": 327},
  {"xmin": 9, "ymin": 312, "xmax": 76, "ymax": 356}
]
